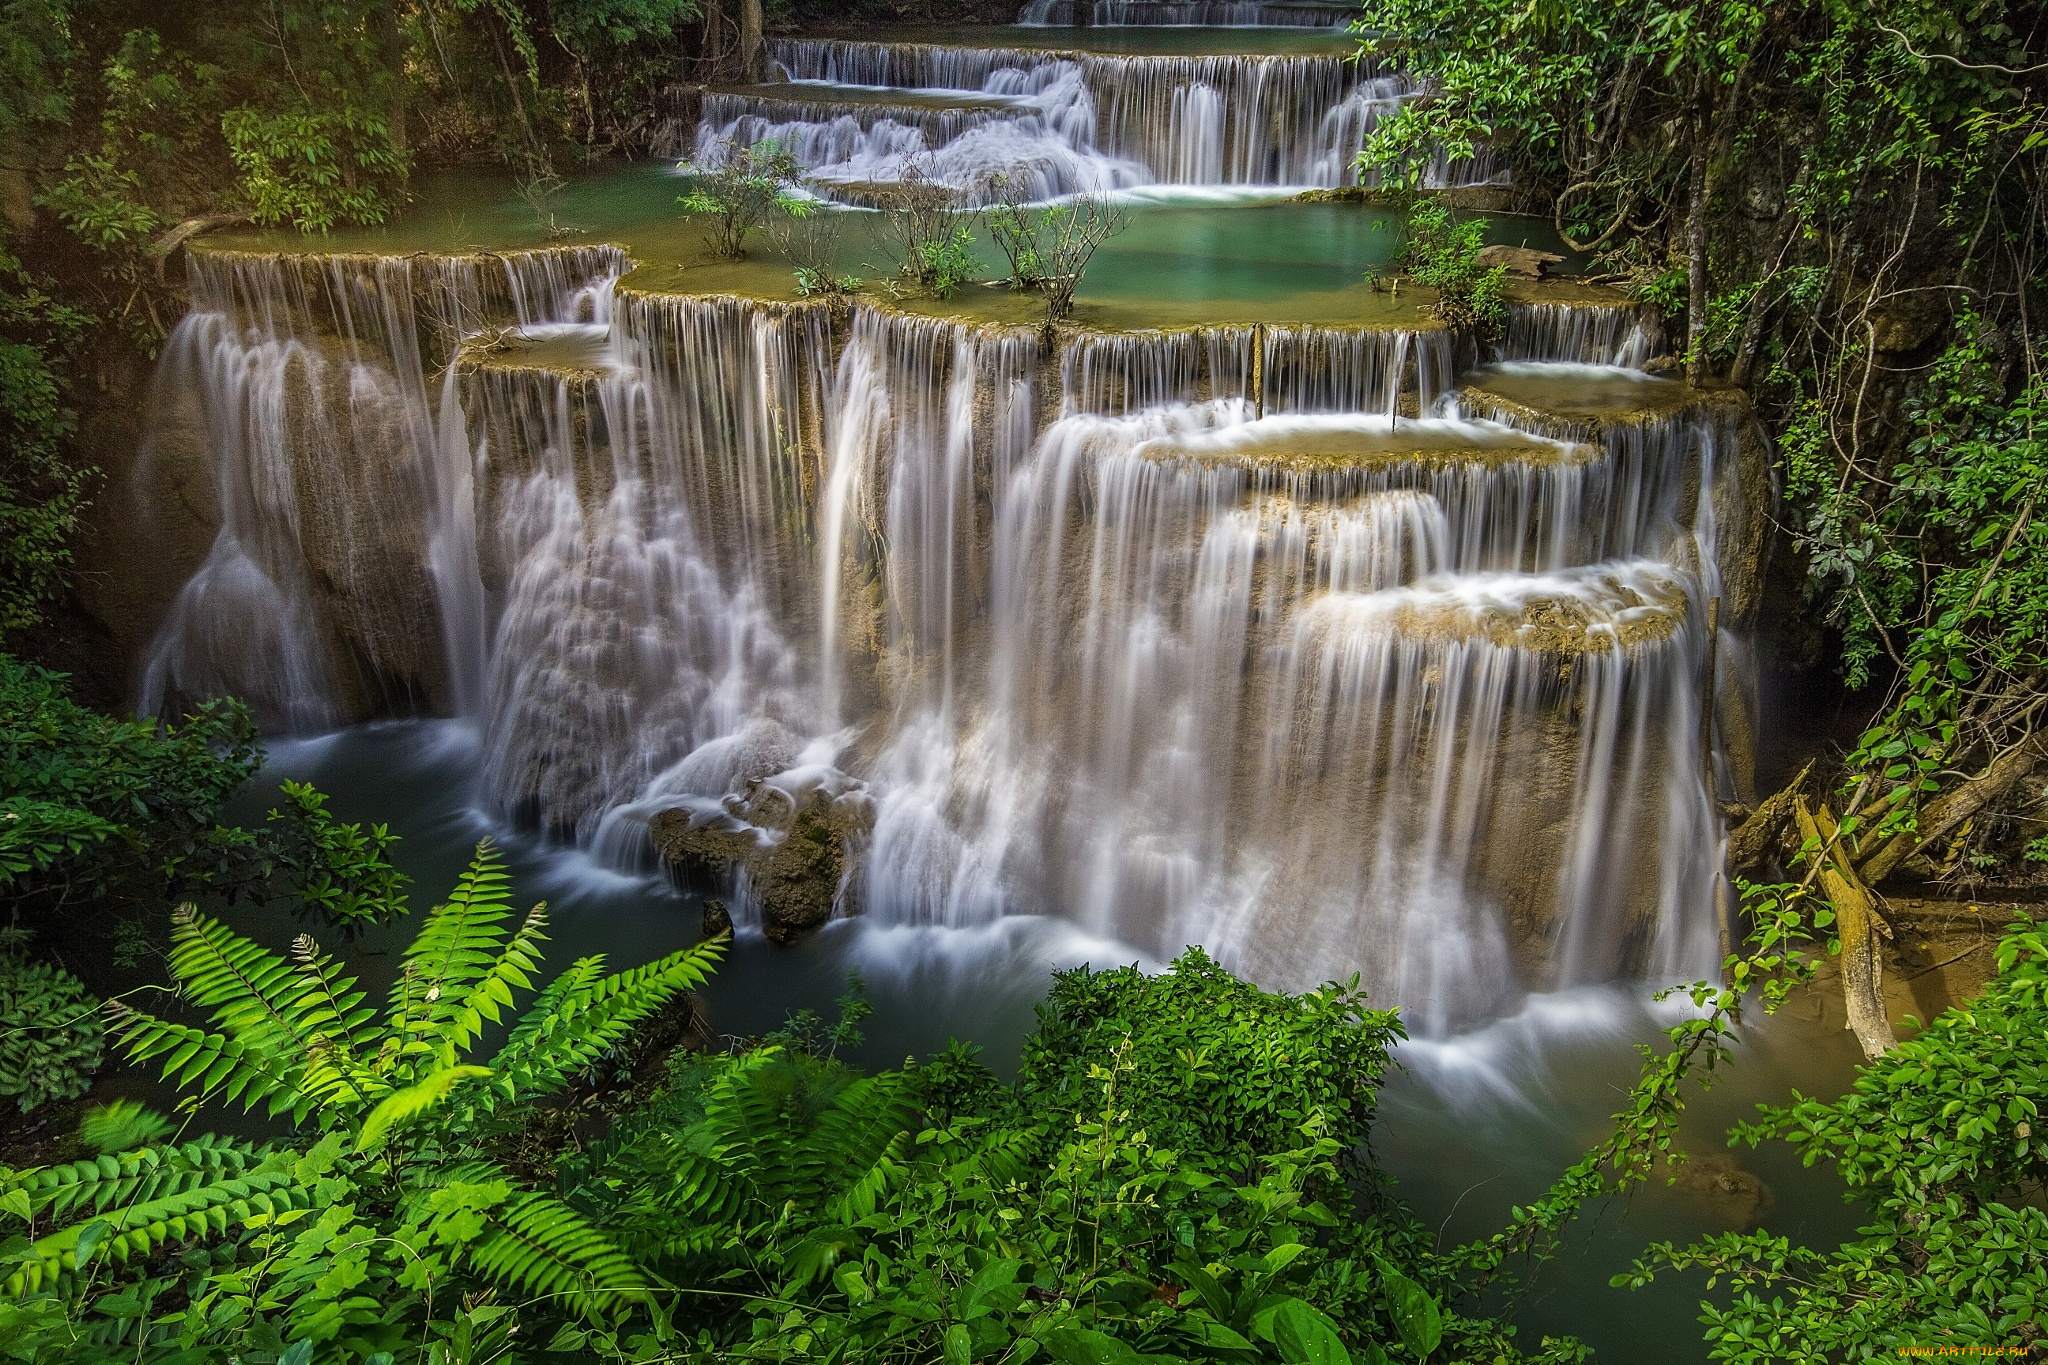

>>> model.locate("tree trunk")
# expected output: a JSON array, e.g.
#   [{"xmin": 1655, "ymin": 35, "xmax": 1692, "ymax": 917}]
[
  {"xmin": 380, "ymin": 0, "xmax": 408, "ymax": 163},
  {"xmin": 1858, "ymin": 735, "xmax": 2047, "ymax": 886},
  {"xmin": 701, "ymin": 0, "xmax": 727, "ymax": 75},
  {"xmin": 1685, "ymin": 79, "xmax": 1712, "ymax": 388},
  {"xmin": 1795, "ymin": 797, "xmax": 1897, "ymax": 1060},
  {"xmin": 1725, "ymin": 760, "xmax": 1812, "ymax": 874},
  {"xmin": 740, "ymin": 0, "xmax": 765, "ymax": 83}
]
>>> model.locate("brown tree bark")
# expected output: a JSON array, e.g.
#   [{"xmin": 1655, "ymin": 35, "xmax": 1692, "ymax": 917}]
[
  {"xmin": 740, "ymin": 0, "xmax": 765, "ymax": 83},
  {"xmin": 379, "ymin": 0, "xmax": 408, "ymax": 162},
  {"xmin": 700, "ymin": 0, "xmax": 727, "ymax": 76},
  {"xmin": 1796, "ymin": 797, "xmax": 1897, "ymax": 1060},
  {"xmin": 1857, "ymin": 735, "xmax": 2047, "ymax": 886},
  {"xmin": 1685, "ymin": 77, "xmax": 1712, "ymax": 388},
  {"xmin": 1726, "ymin": 760, "xmax": 1813, "ymax": 874}
]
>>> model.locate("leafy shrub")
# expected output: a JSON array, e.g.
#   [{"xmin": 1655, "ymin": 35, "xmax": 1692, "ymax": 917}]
[
  {"xmin": 556, "ymin": 949, "xmax": 1560, "ymax": 1364},
  {"xmin": 0, "ymin": 841, "xmax": 724, "ymax": 1357},
  {"xmin": 0, "ymin": 951, "xmax": 102, "ymax": 1113},
  {"xmin": 0, "ymin": 248, "xmax": 91, "ymax": 636},
  {"xmin": 222, "ymin": 104, "xmax": 407, "ymax": 233},
  {"xmin": 0, "ymin": 654, "xmax": 259, "ymax": 904},
  {"xmin": 1395, "ymin": 201, "xmax": 1507, "ymax": 337},
  {"xmin": 980, "ymin": 175, "xmax": 1129, "ymax": 329},
  {"xmin": 1, "ymin": 656, "xmax": 409, "ymax": 934},
  {"xmin": 876, "ymin": 163, "xmax": 980, "ymax": 297},
  {"xmin": 1017, "ymin": 946, "xmax": 1397, "ymax": 1175},
  {"xmin": 918, "ymin": 227, "xmax": 980, "ymax": 299},
  {"xmin": 1619, "ymin": 914, "xmax": 2048, "ymax": 1355},
  {"xmin": 262, "ymin": 779, "xmax": 410, "ymax": 932},
  {"xmin": 770, "ymin": 202, "xmax": 862, "ymax": 296},
  {"xmin": 678, "ymin": 137, "xmax": 809, "ymax": 258}
]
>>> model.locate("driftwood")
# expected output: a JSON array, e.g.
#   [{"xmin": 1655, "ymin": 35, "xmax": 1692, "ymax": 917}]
[
  {"xmin": 1795, "ymin": 795, "xmax": 1897, "ymax": 1059},
  {"xmin": 153, "ymin": 212, "xmax": 254, "ymax": 283},
  {"xmin": 1475, "ymin": 244, "xmax": 1566, "ymax": 278},
  {"xmin": 1857, "ymin": 734, "xmax": 2047, "ymax": 886},
  {"xmin": 1726, "ymin": 759, "xmax": 1812, "ymax": 873}
]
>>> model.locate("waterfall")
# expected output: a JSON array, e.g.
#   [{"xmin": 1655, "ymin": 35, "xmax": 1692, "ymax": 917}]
[
  {"xmin": 1499, "ymin": 303, "xmax": 1667, "ymax": 368},
  {"xmin": 1018, "ymin": 0, "xmax": 1359, "ymax": 24},
  {"xmin": 140, "ymin": 239, "xmax": 1750, "ymax": 1031},
  {"xmin": 140, "ymin": 246, "xmax": 625, "ymax": 730},
  {"xmin": 690, "ymin": 41, "xmax": 1502, "ymax": 200}
]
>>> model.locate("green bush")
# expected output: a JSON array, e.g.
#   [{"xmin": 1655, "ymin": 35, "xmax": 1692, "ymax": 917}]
[
  {"xmin": 1, "ymin": 655, "xmax": 409, "ymax": 935},
  {"xmin": 679, "ymin": 137, "xmax": 809, "ymax": 258},
  {"xmin": 1016, "ymin": 946, "xmax": 1397, "ymax": 1175},
  {"xmin": 1394, "ymin": 201, "xmax": 1507, "ymax": 337},
  {"xmin": 0, "ymin": 654, "xmax": 260, "ymax": 904},
  {"xmin": 0, "ymin": 952, "xmax": 102, "ymax": 1113},
  {"xmin": 556, "ymin": 949, "xmax": 1562, "ymax": 1363},
  {"xmin": 1619, "ymin": 915, "xmax": 2048, "ymax": 1356}
]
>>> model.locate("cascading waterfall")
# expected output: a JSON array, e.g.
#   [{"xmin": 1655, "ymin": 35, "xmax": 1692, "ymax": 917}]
[
  {"xmin": 140, "ymin": 226, "xmax": 1750, "ymax": 1032},
  {"xmin": 1018, "ymin": 1, "xmax": 1358, "ymax": 25},
  {"xmin": 687, "ymin": 40, "xmax": 1503, "ymax": 199},
  {"xmin": 140, "ymin": 246, "xmax": 624, "ymax": 730},
  {"xmin": 1499, "ymin": 302, "xmax": 1667, "ymax": 368}
]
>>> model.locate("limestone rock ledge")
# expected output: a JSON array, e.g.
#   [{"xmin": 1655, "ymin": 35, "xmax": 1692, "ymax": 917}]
[{"xmin": 650, "ymin": 771, "xmax": 874, "ymax": 944}]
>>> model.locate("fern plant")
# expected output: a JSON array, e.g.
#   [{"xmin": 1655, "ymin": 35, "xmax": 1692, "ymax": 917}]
[{"xmin": 2, "ymin": 840, "xmax": 723, "ymax": 1360}]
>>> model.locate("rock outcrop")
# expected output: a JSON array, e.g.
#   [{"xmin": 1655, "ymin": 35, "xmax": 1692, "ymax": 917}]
[{"xmin": 651, "ymin": 764, "xmax": 873, "ymax": 945}]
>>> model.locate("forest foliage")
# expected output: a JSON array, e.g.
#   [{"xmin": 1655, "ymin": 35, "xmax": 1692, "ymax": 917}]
[{"xmin": 1358, "ymin": 0, "xmax": 2048, "ymax": 879}]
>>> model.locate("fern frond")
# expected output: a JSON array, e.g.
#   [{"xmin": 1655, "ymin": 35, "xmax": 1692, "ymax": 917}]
[
  {"xmin": 441, "ymin": 901, "xmax": 550, "ymax": 1057},
  {"xmin": 633, "ymin": 1134, "xmax": 750, "ymax": 1232},
  {"xmin": 166, "ymin": 907, "xmax": 318, "ymax": 1061},
  {"xmin": 692, "ymin": 1051, "xmax": 802, "ymax": 1204},
  {"xmin": 387, "ymin": 840, "xmax": 519, "ymax": 1050},
  {"xmin": 466, "ymin": 1189, "xmax": 651, "ymax": 1322},
  {"xmin": 108, "ymin": 1003, "xmax": 314, "ymax": 1122},
  {"xmin": 6, "ymin": 1139, "xmax": 306, "ymax": 1296},
  {"xmin": 804, "ymin": 1073, "xmax": 922, "ymax": 1221},
  {"xmin": 287, "ymin": 935, "xmax": 386, "ymax": 1113},
  {"xmin": 288, "ymin": 935, "xmax": 379, "ymax": 1055},
  {"xmin": 356, "ymin": 1064, "xmax": 492, "ymax": 1151},
  {"xmin": 11, "ymin": 1133, "xmax": 270, "ymax": 1221},
  {"xmin": 949, "ymin": 1125, "xmax": 1039, "ymax": 1191},
  {"xmin": 482, "ymin": 940, "xmax": 725, "ymax": 1109}
]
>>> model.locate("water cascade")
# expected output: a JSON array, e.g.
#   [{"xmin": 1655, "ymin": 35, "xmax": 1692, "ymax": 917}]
[
  {"xmin": 136, "ymin": 206, "xmax": 1763, "ymax": 1033},
  {"xmin": 686, "ymin": 38, "xmax": 1501, "ymax": 200},
  {"xmin": 1018, "ymin": 1, "xmax": 1359, "ymax": 26}
]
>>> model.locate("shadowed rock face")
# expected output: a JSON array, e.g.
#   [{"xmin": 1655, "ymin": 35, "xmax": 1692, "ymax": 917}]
[
  {"xmin": 650, "ymin": 775, "xmax": 874, "ymax": 944},
  {"xmin": 107, "ymin": 234, "xmax": 1765, "ymax": 1030}
]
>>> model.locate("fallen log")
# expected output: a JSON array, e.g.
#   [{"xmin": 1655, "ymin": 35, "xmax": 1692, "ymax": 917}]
[
  {"xmin": 1726, "ymin": 759, "xmax": 1812, "ymax": 874},
  {"xmin": 1795, "ymin": 795, "xmax": 1897, "ymax": 1059},
  {"xmin": 1857, "ymin": 734, "xmax": 2047, "ymax": 887},
  {"xmin": 153, "ymin": 212, "xmax": 254, "ymax": 283}
]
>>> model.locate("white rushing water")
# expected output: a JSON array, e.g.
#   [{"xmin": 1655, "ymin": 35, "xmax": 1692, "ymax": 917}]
[
  {"xmin": 138, "ymin": 230, "xmax": 1742, "ymax": 1035},
  {"xmin": 683, "ymin": 39, "xmax": 1503, "ymax": 202},
  {"xmin": 1017, "ymin": 1, "xmax": 1360, "ymax": 24}
]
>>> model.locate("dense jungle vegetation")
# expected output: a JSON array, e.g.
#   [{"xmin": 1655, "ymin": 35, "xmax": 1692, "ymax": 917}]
[{"xmin": 0, "ymin": 0, "xmax": 2046, "ymax": 1359}]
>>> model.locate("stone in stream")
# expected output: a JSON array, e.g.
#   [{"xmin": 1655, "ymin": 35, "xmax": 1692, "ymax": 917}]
[
  {"xmin": 652, "ymin": 777, "xmax": 874, "ymax": 946},
  {"xmin": 1475, "ymin": 244, "xmax": 1565, "ymax": 278},
  {"xmin": 701, "ymin": 898, "xmax": 733, "ymax": 938}
]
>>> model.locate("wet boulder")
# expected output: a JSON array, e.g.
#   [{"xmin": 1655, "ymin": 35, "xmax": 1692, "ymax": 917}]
[{"xmin": 651, "ymin": 766, "xmax": 873, "ymax": 945}]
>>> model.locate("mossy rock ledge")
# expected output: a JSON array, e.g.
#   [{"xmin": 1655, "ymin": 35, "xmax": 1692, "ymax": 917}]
[{"xmin": 650, "ymin": 783, "xmax": 873, "ymax": 944}]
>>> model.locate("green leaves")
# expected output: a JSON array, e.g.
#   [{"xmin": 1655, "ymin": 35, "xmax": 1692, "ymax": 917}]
[
  {"xmin": 355, "ymin": 1065, "xmax": 492, "ymax": 1151},
  {"xmin": 1273, "ymin": 1298, "xmax": 1353, "ymax": 1365},
  {"xmin": 0, "ymin": 952, "xmax": 101, "ymax": 1112},
  {"xmin": 677, "ymin": 137, "xmax": 810, "ymax": 259},
  {"xmin": 1375, "ymin": 1263, "xmax": 1441, "ymax": 1360}
]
